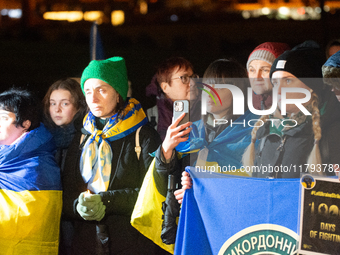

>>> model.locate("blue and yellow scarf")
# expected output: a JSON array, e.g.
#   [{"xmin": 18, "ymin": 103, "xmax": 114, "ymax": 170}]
[{"xmin": 80, "ymin": 98, "xmax": 148, "ymax": 193}]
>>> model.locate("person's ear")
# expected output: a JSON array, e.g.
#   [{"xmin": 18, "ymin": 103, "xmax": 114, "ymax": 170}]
[
  {"xmin": 160, "ymin": 82, "xmax": 170, "ymax": 94},
  {"xmin": 22, "ymin": 120, "xmax": 31, "ymax": 131}
]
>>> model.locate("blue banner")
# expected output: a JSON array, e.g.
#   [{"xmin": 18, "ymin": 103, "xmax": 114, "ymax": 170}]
[{"xmin": 175, "ymin": 169, "xmax": 301, "ymax": 255}]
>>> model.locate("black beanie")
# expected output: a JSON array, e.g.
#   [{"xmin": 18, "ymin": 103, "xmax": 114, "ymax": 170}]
[{"xmin": 270, "ymin": 41, "xmax": 325, "ymax": 98}]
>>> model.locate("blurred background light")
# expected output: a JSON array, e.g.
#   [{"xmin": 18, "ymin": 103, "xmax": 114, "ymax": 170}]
[
  {"xmin": 1, "ymin": 9, "xmax": 9, "ymax": 16},
  {"xmin": 261, "ymin": 7, "xmax": 270, "ymax": 15},
  {"xmin": 43, "ymin": 11, "xmax": 83, "ymax": 22},
  {"xmin": 170, "ymin": 14, "xmax": 178, "ymax": 22},
  {"xmin": 8, "ymin": 9, "xmax": 22, "ymax": 19},
  {"xmin": 278, "ymin": 7, "xmax": 290, "ymax": 16},
  {"xmin": 315, "ymin": 7, "xmax": 322, "ymax": 13},
  {"xmin": 297, "ymin": 7, "xmax": 305, "ymax": 15},
  {"xmin": 84, "ymin": 11, "xmax": 104, "ymax": 24},
  {"xmin": 111, "ymin": 10, "xmax": 125, "ymax": 26},
  {"xmin": 242, "ymin": 11, "xmax": 250, "ymax": 19},
  {"xmin": 140, "ymin": 1, "xmax": 148, "ymax": 15}
]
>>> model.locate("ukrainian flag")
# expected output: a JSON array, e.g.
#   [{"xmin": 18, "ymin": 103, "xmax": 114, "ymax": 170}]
[
  {"xmin": 176, "ymin": 110, "xmax": 259, "ymax": 176},
  {"xmin": 175, "ymin": 169, "xmax": 300, "ymax": 255},
  {"xmin": 0, "ymin": 124, "xmax": 62, "ymax": 255},
  {"xmin": 131, "ymin": 111, "xmax": 258, "ymax": 253}
]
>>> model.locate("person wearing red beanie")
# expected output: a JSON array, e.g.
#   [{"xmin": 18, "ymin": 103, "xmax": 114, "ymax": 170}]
[{"xmin": 247, "ymin": 42, "xmax": 290, "ymax": 110}]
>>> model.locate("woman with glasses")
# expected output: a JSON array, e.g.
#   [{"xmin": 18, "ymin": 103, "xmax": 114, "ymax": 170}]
[
  {"xmin": 155, "ymin": 58, "xmax": 257, "ymax": 203},
  {"xmin": 145, "ymin": 57, "xmax": 201, "ymax": 140},
  {"xmin": 134, "ymin": 59, "xmax": 255, "ymax": 250}
]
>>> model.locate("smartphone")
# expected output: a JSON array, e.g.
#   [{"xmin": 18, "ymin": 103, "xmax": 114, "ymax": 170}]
[{"xmin": 173, "ymin": 100, "xmax": 190, "ymax": 136}]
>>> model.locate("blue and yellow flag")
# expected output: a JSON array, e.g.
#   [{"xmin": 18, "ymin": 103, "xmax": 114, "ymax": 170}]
[
  {"xmin": 176, "ymin": 110, "xmax": 259, "ymax": 176},
  {"xmin": 131, "ymin": 158, "xmax": 175, "ymax": 254},
  {"xmin": 175, "ymin": 169, "xmax": 300, "ymax": 255},
  {"xmin": 0, "ymin": 124, "xmax": 62, "ymax": 255},
  {"xmin": 131, "ymin": 111, "xmax": 259, "ymax": 253}
]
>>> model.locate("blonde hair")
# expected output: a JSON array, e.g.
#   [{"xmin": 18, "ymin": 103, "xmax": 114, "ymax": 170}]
[
  {"xmin": 307, "ymin": 92, "xmax": 323, "ymax": 175},
  {"xmin": 242, "ymin": 92, "xmax": 323, "ymax": 175}
]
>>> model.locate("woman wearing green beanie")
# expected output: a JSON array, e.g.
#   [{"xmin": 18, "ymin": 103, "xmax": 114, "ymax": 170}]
[{"xmin": 62, "ymin": 57, "xmax": 165, "ymax": 254}]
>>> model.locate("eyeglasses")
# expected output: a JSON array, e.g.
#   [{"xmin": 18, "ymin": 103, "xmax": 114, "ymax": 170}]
[{"xmin": 171, "ymin": 74, "xmax": 199, "ymax": 84}]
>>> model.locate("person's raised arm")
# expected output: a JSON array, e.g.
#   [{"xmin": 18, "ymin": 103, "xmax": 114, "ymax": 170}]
[{"xmin": 162, "ymin": 112, "xmax": 191, "ymax": 160}]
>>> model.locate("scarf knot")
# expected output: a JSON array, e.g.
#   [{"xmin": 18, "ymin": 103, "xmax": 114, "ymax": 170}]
[{"xmin": 90, "ymin": 130, "xmax": 104, "ymax": 144}]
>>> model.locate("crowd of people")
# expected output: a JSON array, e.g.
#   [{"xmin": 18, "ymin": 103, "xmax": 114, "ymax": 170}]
[{"xmin": 1, "ymin": 39, "xmax": 340, "ymax": 255}]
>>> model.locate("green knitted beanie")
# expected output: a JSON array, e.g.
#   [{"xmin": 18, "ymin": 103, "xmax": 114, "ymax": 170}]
[{"xmin": 80, "ymin": 56, "xmax": 128, "ymax": 101}]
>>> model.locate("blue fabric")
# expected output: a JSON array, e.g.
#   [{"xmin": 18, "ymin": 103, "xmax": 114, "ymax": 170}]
[
  {"xmin": 175, "ymin": 168, "xmax": 300, "ymax": 255},
  {"xmin": 324, "ymin": 50, "xmax": 340, "ymax": 67},
  {"xmin": 0, "ymin": 123, "xmax": 61, "ymax": 192},
  {"xmin": 90, "ymin": 22, "xmax": 105, "ymax": 60},
  {"xmin": 176, "ymin": 110, "xmax": 259, "ymax": 169}
]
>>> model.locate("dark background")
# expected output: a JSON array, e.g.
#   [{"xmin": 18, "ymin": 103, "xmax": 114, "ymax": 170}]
[{"xmin": 1, "ymin": 10, "xmax": 340, "ymax": 110}]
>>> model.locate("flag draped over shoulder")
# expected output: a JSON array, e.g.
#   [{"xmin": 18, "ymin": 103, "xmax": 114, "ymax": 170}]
[
  {"xmin": 175, "ymin": 169, "xmax": 300, "ymax": 255},
  {"xmin": 131, "ymin": 158, "xmax": 175, "ymax": 254},
  {"xmin": 176, "ymin": 110, "xmax": 258, "ymax": 175},
  {"xmin": 0, "ymin": 124, "xmax": 62, "ymax": 255}
]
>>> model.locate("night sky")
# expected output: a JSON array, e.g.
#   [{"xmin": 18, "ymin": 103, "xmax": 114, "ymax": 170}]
[{"xmin": 1, "ymin": 12, "xmax": 340, "ymax": 109}]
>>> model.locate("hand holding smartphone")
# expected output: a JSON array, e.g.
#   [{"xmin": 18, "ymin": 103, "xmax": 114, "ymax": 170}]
[
  {"xmin": 162, "ymin": 100, "xmax": 191, "ymax": 159},
  {"xmin": 173, "ymin": 100, "xmax": 190, "ymax": 137}
]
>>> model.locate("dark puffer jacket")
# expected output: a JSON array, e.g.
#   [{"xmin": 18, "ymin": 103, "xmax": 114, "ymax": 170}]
[
  {"xmin": 62, "ymin": 123, "xmax": 165, "ymax": 255},
  {"xmin": 254, "ymin": 88, "xmax": 340, "ymax": 178}
]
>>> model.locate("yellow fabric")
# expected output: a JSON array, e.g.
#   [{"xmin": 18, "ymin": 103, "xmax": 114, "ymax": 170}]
[
  {"xmin": 0, "ymin": 189, "xmax": 62, "ymax": 255},
  {"xmin": 131, "ymin": 159, "xmax": 175, "ymax": 254}
]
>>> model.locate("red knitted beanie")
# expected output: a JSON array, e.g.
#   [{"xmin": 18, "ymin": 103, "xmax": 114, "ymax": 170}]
[{"xmin": 247, "ymin": 42, "xmax": 291, "ymax": 69}]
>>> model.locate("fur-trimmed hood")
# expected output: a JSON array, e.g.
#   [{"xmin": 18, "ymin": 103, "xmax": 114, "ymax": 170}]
[{"xmin": 322, "ymin": 50, "xmax": 340, "ymax": 90}]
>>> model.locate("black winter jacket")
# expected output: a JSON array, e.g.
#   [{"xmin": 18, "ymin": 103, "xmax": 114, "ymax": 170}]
[
  {"xmin": 62, "ymin": 123, "xmax": 164, "ymax": 255},
  {"xmin": 254, "ymin": 89, "xmax": 340, "ymax": 178}
]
